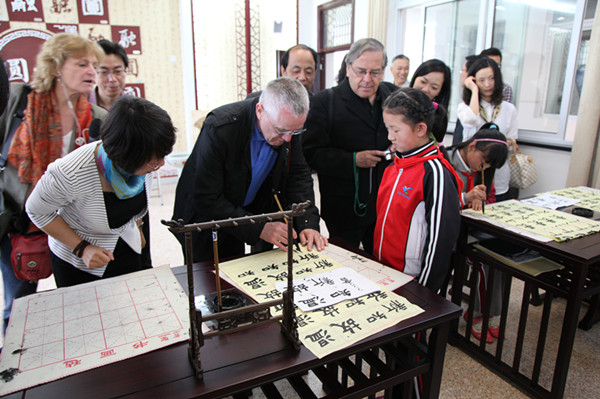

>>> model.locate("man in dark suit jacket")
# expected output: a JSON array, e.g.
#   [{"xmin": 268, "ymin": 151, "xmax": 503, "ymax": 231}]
[
  {"xmin": 172, "ymin": 78, "xmax": 327, "ymax": 263},
  {"xmin": 303, "ymin": 38, "xmax": 397, "ymax": 254}
]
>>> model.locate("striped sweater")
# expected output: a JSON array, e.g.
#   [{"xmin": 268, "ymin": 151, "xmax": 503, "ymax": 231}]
[
  {"xmin": 373, "ymin": 142, "xmax": 461, "ymax": 293},
  {"xmin": 26, "ymin": 142, "xmax": 151, "ymax": 277}
]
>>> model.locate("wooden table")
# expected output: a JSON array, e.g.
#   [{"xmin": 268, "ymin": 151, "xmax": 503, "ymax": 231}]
[
  {"xmin": 450, "ymin": 213, "xmax": 600, "ymax": 399},
  {"xmin": 6, "ymin": 247, "xmax": 460, "ymax": 399}
]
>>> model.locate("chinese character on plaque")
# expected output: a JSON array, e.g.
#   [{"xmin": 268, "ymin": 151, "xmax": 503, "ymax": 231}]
[
  {"xmin": 123, "ymin": 84, "xmax": 145, "ymax": 99},
  {"xmin": 111, "ymin": 25, "xmax": 142, "ymax": 55},
  {"xmin": 50, "ymin": 0, "xmax": 72, "ymax": 14},
  {"xmin": 77, "ymin": 0, "xmax": 109, "ymax": 24},
  {"xmin": 0, "ymin": 29, "xmax": 52, "ymax": 84},
  {"xmin": 6, "ymin": 0, "xmax": 45, "ymax": 22},
  {"xmin": 46, "ymin": 23, "xmax": 79, "ymax": 35}
]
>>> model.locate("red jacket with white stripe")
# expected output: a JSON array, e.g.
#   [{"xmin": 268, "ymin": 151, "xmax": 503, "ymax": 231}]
[{"xmin": 374, "ymin": 142, "xmax": 461, "ymax": 293}]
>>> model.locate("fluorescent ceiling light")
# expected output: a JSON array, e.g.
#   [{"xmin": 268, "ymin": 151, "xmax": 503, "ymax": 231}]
[{"xmin": 502, "ymin": 0, "xmax": 576, "ymax": 14}]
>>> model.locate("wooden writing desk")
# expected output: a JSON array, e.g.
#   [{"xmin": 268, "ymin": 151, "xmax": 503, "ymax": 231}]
[
  {"xmin": 5, "ymin": 244, "xmax": 460, "ymax": 398},
  {"xmin": 450, "ymin": 213, "xmax": 600, "ymax": 399}
]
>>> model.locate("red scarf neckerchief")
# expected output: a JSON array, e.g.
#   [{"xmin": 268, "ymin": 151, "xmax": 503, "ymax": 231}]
[
  {"xmin": 461, "ymin": 171, "xmax": 477, "ymax": 192},
  {"xmin": 394, "ymin": 145, "xmax": 464, "ymax": 207},
  {"xmin": 8, "ymin": 88, "xmax": 92, "ymax": 184}
]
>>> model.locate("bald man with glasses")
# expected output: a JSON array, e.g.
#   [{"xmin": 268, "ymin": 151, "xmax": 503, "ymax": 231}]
[
  {"xmin": 303, "ymin": 38, "xmax": 398, "ymax": 254},
  {"xmin": 172, "ymin": 78, "xmax": 327, "ymax": 263}
]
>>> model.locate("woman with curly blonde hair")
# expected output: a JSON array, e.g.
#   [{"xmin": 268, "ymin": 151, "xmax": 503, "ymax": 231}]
[
  {"xmin": 8, "ymin": 33, "xmax": 107, "ymax": 184},
  {"xmin": 0, "ymin": 33, "xmax": 107, "ymax": 335}
]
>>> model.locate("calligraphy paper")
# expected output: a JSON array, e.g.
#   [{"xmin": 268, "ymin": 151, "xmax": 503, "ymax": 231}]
[
  {"xmin": 274, "ymin": 267, "xmax": 381, "ymax": 312},
  {"xmin": 522, "ymin": 192, "xmax": 580, "ymax": 209},
  {"xmin": 464, "ymin": 200, "xmax": 600, "ymax": 242},
  {"xmin": 322, "ymin": 244, "xmax": 414, "ymax": 290},
  {"xmin": 549, "ymin": 186, "xmax": 600, "ymax": 213},
  {"xmin": 219, "ymin": 247, "xmax": 424, "ymax": 359},
  {"xmin": 0, "ymin": 266, "xmax": 189, "ymax": 396}
]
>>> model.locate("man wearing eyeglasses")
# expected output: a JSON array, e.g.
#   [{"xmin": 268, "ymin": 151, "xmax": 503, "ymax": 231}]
[
  {"xmin": 89, "ymin": 40, "xmax": 128, "ymax": 110},
  {"xmin": 172, "ymin": 77, "xmax": 327, "ymax": 263},
  {"xmin": 303, "ymin": 38, "xmax": 397, "ymax": 254}
]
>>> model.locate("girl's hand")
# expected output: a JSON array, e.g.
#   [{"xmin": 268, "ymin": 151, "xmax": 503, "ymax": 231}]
[
  {"xmin": 471, "ymin": 199, "xmax": 483, "ymax": 211},
  {"xmin": 466, "ymin": 184, "xmax": 487, "ymax": 203},
  {"xmin": 464, "ymin": 76, "xmax": 478, "ymax": 92},
  {"xmin": 81, "ymin": 245, "xmax": 114, "ymax": 269}
]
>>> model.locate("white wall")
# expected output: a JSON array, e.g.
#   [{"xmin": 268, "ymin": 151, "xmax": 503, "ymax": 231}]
[
  {"xmin": 518, "ymin": 145, "xmax": 570, "ymax": 197},
  {"xmin": 298, "ymin": 0, "xmax": 328, "ymax": 49}
]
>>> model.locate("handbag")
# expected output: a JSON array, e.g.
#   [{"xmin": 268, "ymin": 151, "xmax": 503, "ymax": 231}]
[
  {"xmin": 9, "ymin": 230, "xmax": 53, "ymax": 281},
  {"xmin": 508, "ymin": 145, "xmax": 537, "ymax": 190}
]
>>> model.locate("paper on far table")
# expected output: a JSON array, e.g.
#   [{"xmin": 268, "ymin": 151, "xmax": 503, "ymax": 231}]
[{"xmin": 522, "ymin": 192, "xmax": 580, "ymax": 209}]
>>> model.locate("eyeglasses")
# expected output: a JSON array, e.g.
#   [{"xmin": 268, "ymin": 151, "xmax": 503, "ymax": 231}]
[
  {"xmin": 264, "ymin": 110, "xmax": 306, "ymax": 136},
  {"xmin": 349, "ymin": 64, "xmax": 383, "ymax": 79},
  {"xmin": 96, "ymin": 68, "xmax": 126, "ymax": 78}
]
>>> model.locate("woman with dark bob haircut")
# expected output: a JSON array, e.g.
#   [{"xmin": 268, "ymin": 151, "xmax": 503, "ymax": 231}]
[
  {"xmin": 26, "ymin": 96, "xmax": 176, "ymax": 287},
  {"xmin": 410, "ymin": 59, "xmax": 452, "ymax": 110}
]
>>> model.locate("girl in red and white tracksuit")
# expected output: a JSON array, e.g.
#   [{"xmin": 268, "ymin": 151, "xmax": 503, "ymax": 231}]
[{"xmin": 374, "ymin": 88, "xmax": 462, "ymax": 294}]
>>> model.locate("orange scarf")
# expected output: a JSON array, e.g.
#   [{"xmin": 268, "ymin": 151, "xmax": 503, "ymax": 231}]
[{"xmin": 8, "ymin": 88, "xmax": 92, "ymax": 185}]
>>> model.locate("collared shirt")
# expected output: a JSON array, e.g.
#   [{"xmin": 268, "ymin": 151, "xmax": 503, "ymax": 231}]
[
  {"xmin": 88, "ymin": 87, "xmax": 123, "ymax": 109},
  {"xmin": 503, "ymin": 83, "xmax": 514, "ymax": 104},
  {"xmin": 243, "ymin": 123, "xmax": 278, "ymax": 206}
]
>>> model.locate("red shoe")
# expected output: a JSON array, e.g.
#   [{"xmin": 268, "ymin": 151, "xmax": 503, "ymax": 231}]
[
  {"xmin": 488, "ymin": 316, "xmax": 500, "ymax": 338},
  {"xmin": 463, "ymin": 309, "xmax": 482, "ymax": 324},
  {"xmin": 472, "ymin": 319, "xmax": 494, "ymax": 343}
]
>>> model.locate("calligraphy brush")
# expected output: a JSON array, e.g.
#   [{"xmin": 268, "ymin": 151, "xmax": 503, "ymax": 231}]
[
  {"xmin": 481, "ymin": 165, "xmax": 485, "ymax": 214},
  {"xmin": 274, "ymin": 193, "xmax": 300, "ymax": 251}
]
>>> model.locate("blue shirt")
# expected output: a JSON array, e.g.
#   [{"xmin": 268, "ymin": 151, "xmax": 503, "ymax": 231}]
[{"xmin": 243, "ymin": 124, "xmax": 278, "ymax": 206}]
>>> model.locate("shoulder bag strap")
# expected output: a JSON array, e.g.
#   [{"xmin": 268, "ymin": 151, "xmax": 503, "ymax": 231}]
[{"xmin": 1, "ymin": 85, "xmax": 32, "ymax": 168}]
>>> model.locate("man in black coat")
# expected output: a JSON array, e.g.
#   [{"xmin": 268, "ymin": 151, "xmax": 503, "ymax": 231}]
[
  {"xmin": 303, "ymin": 38, "xmax": 397, "ymax": 254},
  {"xmin": 172, "ymin": 78, "xmax": 327, "ymax": 262}
]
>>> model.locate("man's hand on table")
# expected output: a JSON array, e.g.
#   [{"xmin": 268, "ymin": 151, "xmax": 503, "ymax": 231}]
[{"xmin": 299, "ymin": 228, "xmax": 328, "ymax": 251}]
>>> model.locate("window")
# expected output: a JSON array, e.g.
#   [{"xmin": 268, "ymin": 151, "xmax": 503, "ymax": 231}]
[
  {"xmin": 318, "ymin": 0, "xmax": 354, "ymax": 89},
  {"xmin": 399, "ymin": 0, "xmax": 481, "ymax": 125},
  {"xmin": 395, "ymin": 0, "xmax": 596, "ymax": 147},
  {"xmin": 319, "ymin": 0, "xmax": 353, "ymax": 52},
  {"xmin": 492, "ymin": 0, "xmax": 582, "ymax": 143}
]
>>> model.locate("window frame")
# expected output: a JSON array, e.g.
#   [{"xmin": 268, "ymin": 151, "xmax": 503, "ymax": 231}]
[{"xmin": 393, "ymin": 0, "xmax": 592, "ymax": 149}]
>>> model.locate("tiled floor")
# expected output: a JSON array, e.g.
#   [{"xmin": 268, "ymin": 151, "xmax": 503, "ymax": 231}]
[{"xmin": 1, "ymin": 175, "xmax": 599, "ymax": 398}]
